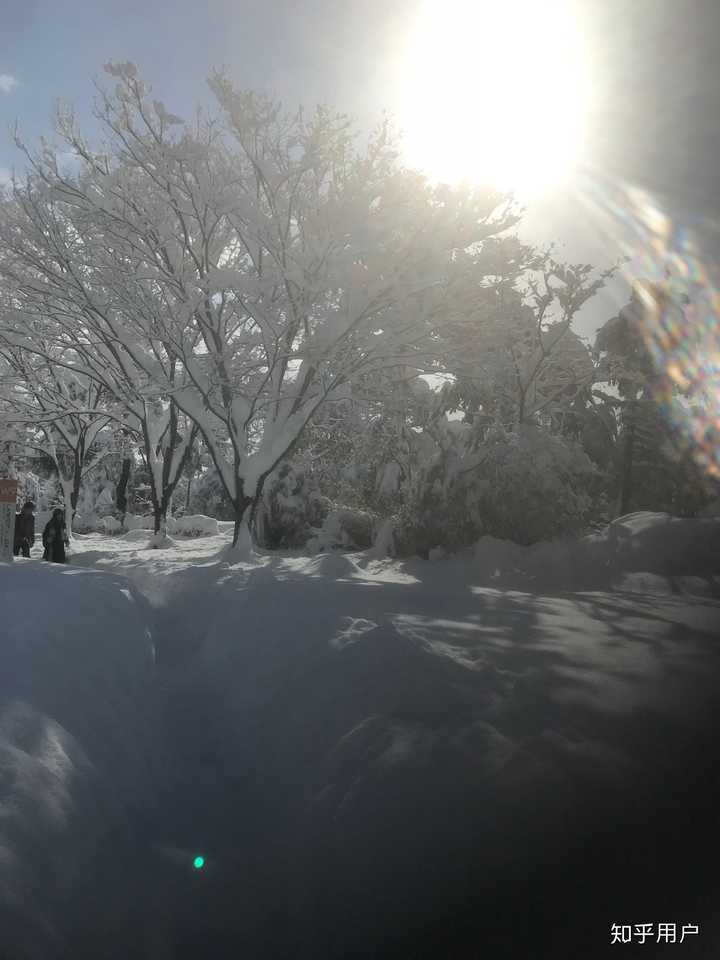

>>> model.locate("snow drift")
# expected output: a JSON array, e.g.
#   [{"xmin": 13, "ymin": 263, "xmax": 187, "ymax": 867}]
[
  {"xmin": 473, "ymin": 512, "xmax": 720, "ymax": 595},
  {"xmin": 0, "ymin": 561, "xmax": 158, "ymax": 958},
  {"xmin": 167, "ymin": 514, "xmax": 219, "ymax": 538},
  {"xmin": 157, "ymin": 542, "xmax": 720, "ymax": 957},
  {"xmin": 4, "ymin": 511, "xmax": 718, "ymax": 958}
]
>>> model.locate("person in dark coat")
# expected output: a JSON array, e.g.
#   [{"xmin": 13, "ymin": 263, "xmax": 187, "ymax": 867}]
[
  {"xmin": 13, "ymin": 501, "xmax": 36, "ymax": 558},
  {"xmin": 42, "ymin": 508, "xmax": 69, "ymax": 563}
]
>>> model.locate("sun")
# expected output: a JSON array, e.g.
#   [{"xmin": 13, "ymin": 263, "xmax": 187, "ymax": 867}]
[{"xmin": 395, "ymin": 0, "xmax": 592, "ymax": 198}]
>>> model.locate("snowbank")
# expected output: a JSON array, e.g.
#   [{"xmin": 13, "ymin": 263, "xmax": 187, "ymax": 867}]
[
  {"xmin": 167, "ymin": 514, "xmax": 219, "ymax": 537},
  {"xmin": 472, "ymin": 512, "xmax": 720, "ymax": 595},
  {"xmin": 0, "ymin": 561, "xmax": 157, "ymax": 957},
  {"xmin": 124, "ymin": 513, "xmax": 154, "ymax": 531},
  {"xmin": 108, "ymin": 514, "xmax": 218, "ymax": 540},
  {"xmin": 0, "ymin": 562, "xmax": 155, "ymax": 761},
  {"xmin": 118, "ymin": 527, "xmax": 155, "ymax": 542},
  {"xmin": 148, "ymin": 531, "xmax": 176, "ymax": 549}
]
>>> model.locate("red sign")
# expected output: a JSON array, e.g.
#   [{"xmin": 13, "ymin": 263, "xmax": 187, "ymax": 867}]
[{"xmin": 0, "ymin": 479, "xmax": 18, "ymax": 503}]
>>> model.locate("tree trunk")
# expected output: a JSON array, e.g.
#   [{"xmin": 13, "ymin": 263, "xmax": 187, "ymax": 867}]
[
  {"xmin": 71, "ymin": 478, "xmax": 80, "ymax": 518},
  {"xmin": 152, "ymin": 503, "xmax": 166, "ymax": 536},
  {"xmin": 117, "ymin": 457, "xmax": 131, "ymax": 527},
  {"xmin": 143, "ymin": 405, "xmax": 197, "ymax": 541},
  {"xmin": 248, "ymin": 492, "xmax": 263, "ymax": 542},
  {"xmin": 59, "ymin": 478, "xmax": 75, "ymax": 540},
  {"xmin": 254, "ymin": 498, "xmax": 268, "ymax": 549},
  {"xmin": 619, "ymin": 401, "xmax": 636, "ymax": 516},
  {"xmin": 185, "ymin": 472, "xmax": 193, "ymax": 512},
  {"xmin": 231, "ymin": 496, "xmax": 254, "ymax": 549},
  {"xmin": 69, "ymin": 445, "xmax": 83, "ymax": 531}
]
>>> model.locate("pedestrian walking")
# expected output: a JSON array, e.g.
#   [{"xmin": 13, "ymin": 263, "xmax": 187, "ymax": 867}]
[{"xmin": 42, "ymin": 508, "xmax": 69, "ymax": 563}]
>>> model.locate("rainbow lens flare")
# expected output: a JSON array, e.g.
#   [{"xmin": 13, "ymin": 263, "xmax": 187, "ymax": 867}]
[{"xmin": 579, "ymin": 169, "xmax": 720, "ymax": 482}]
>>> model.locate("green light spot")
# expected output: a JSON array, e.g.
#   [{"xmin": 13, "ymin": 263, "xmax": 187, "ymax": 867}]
[{"xmin": 193, "ymin": 856, "xmax": 205, "ymax": 870}]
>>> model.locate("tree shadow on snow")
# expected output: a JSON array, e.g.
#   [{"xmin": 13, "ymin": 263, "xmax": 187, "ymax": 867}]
[{"xmin": 148, "ymin": 555, "xmax": 720, "ymax": 958}]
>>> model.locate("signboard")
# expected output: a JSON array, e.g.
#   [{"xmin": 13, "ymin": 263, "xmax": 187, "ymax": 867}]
[{"xmin": 0, "ymin": 479, "xmax": 19, "ymax": 562}]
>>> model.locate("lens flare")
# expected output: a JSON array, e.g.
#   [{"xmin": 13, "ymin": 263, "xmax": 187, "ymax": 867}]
[{"xmin": 578, "ymin": 169, "xmax": 720, "ymax": 483}]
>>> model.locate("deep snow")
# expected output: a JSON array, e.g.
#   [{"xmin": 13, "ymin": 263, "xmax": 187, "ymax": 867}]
[
  {"xmin": 2, "ymin": 514, "xmax": 720, "ymax": 958},
  {"xmin": 0, "ymin": 562, "xmax": 159, "ymax": 958}
]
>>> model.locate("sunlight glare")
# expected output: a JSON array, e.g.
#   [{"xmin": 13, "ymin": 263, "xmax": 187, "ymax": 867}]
[{"xmin": 396, "ymin": 0, "xmax": 592, "ymax": 197}]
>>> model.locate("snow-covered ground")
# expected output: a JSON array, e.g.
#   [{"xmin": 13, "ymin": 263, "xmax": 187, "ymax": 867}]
[
  {"xmin": 2, "ymin": 515, "xmax": 720, "ymax": 957},
  {"xmin": 0, "ymin": 561, "xmax": 160, "ymax": 958}
]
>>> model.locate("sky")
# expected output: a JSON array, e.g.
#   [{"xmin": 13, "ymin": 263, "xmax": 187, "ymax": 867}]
[{"xmin": 1, "ymin": 0, "xmax": 719, "ymax": 340}]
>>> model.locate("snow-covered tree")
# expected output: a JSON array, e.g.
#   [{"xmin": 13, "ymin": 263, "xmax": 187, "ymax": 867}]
[
  {"xmin": 592, "ymin": 278, "xmax": 709, "ymax": 516},
  {"xmin": 431, "ymin": 241, "xmax": 614, "ymax": 430},
  {"xmin": 0, "ymin": 62, "xmax": 519, "ymax": 548},
  {"xmin": 0, "ymin": 192, "xmax": 198, "ymax": 538},
  {"xmin": 134, "ymin": 398, "xmax": 198, "ymax": 538},
  {"xmin": 0, "ymin": 344, "xmax": 112, "ymax": 534}
]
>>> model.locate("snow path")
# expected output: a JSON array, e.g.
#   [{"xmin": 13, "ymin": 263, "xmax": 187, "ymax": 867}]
[{"xmin": 57, "ymin": 532, "xmax": 720, "ymax": 957}]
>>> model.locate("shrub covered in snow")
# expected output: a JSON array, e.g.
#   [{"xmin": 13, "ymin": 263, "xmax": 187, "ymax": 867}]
[
  {"xmin": 308, "ymin": 506, "xmax": 377, "ymax": 552},
  {"xmin": 255, "ymin": 463, "xmax": 329, "ymax": 549},
  {"xmin": 397, "ymin": 422, "xmax": 603, "ymax": 555},
  {"xmin": 471, "ymin": 425, "xmax": 602, "ymax": 544}
]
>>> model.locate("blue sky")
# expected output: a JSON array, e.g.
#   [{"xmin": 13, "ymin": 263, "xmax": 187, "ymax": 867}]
[
  {"xmin": 0, "ymin": 0, "xmax": 410, "ymax": 159},
  {"xmin": 1, "ymin": 0, "xmax": 718, "ymax": 339}
]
